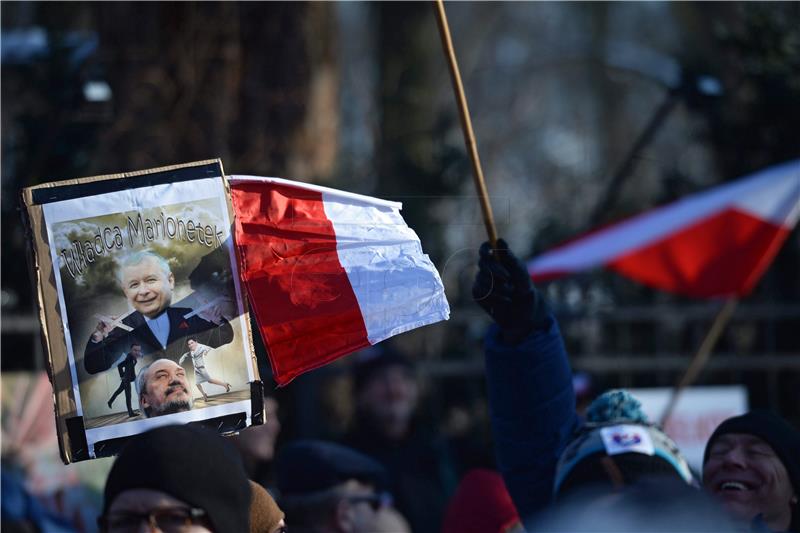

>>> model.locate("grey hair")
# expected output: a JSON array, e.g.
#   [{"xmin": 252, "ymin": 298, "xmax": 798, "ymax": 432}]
[
  {"xmin": 117, "ymin": 250, "xmax": 172, "ymax": 285},
  {"xmin": 134, "ymin": 361, "xmax": 153, "ymax": 397},
  {"xmin": 135, "ymin": 361, "xmax": 153, "ymax": 416}
]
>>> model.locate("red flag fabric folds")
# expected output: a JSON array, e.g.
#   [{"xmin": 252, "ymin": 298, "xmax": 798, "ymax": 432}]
[
  {"xmin": 229, "ymin": 176, "xmax": 450, "ymax": 385},
  {"xmin": 528, "ymin": 160, "xmax": 800, "ymax": 298}
]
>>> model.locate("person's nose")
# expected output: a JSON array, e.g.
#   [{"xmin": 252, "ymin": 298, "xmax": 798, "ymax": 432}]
[
  {"xmin": 135, "ymin": 516, "xmax": 160, "ymax": 533},
  {"xmin": 135, "ymin": 284, "xmax": 152, "ymax": 298},
  {"xmin": 387, "ymin": 375, "xmax": 411, "ymax": 397},
  {"xmin": 721, "ymin": 446, "xmax": 748, "ymax": 469}
]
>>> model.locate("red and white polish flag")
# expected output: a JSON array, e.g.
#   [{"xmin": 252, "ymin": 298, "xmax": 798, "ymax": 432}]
[
  {"xmin": 229, "ymin": 176, "xmax": 450, "ymax": 385},
  {"xmin": 528, "ymin": 160, "xmax": 800, "ymax": 298}
]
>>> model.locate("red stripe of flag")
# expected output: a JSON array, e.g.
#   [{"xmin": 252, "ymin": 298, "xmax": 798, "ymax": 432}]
[
  {"xmin": 609, "ymin": 207, "xmax": 791, "ymax": 298},
  {"xmin": 231, "ymin": 182, "xmax": 369, "ymax": 385},
  {"xmin": 528, "ymin": 160, "xmax": 800, "ymax": 298}
]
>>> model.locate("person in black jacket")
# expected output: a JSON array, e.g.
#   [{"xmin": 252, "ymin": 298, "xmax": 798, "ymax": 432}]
[
  {"xmin": 107, "ymin": 342, "xmax": 141, "ymax": 417},
  {"xmin": 342, "ymin": 347, "xmax": 456, "ymax": 533},
  {"xmin": 84, "ymin": 250, "xmax": 233, "ymax": 374}
]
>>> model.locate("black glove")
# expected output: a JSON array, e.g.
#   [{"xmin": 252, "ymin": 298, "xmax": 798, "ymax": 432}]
[{"xmin": 472, "ymin": 239, "xmax": 549, "ymax": 344}]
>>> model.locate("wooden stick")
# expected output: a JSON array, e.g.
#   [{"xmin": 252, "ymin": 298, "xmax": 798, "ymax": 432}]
[
  {"xmin": 659, "ymin": 298, "xmax": 739, "ymax": 426},
  {"xmin": 433, "ymin": 0, "xmax": 498, "ymax": 248}
]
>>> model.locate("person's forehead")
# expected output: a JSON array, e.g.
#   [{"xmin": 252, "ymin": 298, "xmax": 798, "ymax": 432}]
[
  {"xmin": 368, "ymin": 364, "xmax": 412, "ymax": 382},
  {"xmin": 150, "ymin": 360, "xmax": 182, "ymax": 373},
  {"xmin": 341, "ymin": 479, "xmax": 376, "ymax": 496},
  {"xmin": 122, "ymin": 257, "xmax": 162, "ymax": 276},
  {"xmin": 713, "ymin": 433, "xmax": 772, "ymax": 449},
  {"xmin": 109, "ymin": 488, "xmax": 190, "ymax": 513}
]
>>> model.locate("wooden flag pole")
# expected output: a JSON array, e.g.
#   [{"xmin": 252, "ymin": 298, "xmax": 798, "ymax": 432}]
[
  {"xmin": 659, "ymin": 297, "xmax": 739, "ymax": 426},
  {"xmin": 434, "ymin": 0, "xmax": 498, "ymax": 248}
]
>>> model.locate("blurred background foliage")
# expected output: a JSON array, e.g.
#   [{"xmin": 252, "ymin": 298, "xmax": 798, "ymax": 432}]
[{"xmin": 2, "ymin": 2, "xmax": 799, "ymax": 449}]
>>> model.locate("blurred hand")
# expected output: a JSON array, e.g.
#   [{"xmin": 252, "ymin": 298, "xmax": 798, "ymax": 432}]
[
  {"xmin": 197, "ymin": 297, "xmax": 234, "ymax": 325},
  {"xmin": 91, "ymin": 317, "xmax": 116, "ymax": 342},
  {"xmin": 472, "ymin": 239, "xmax": 548, "ymax": 344}
]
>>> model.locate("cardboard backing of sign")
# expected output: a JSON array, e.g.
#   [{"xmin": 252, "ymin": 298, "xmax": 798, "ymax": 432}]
[{"xmin": 21, "ymin": 159, "xmax": 262, "ymax": 463}]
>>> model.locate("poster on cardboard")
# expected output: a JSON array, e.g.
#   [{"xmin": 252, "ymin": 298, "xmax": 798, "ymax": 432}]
[{"xmin": 40, "ymin": 171, "xmax": 255, "ymax": 456}]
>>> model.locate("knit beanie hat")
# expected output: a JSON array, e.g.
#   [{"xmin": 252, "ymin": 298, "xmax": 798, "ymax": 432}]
[
  {"xmin": 103, "ymin": 425, "xmax": 251, "ymax": 533},
  {"xmin": 249, "ymin": 481, "xmax": 284, "ymax": 533},
  {"xmin": 703, "ymin": 410, "xmax": 800, "ymax": 531},
  {"xmin": 554, "ymin": 390, "xmax": 694, "ymax": 497},
  {"xmin": 442, "ymin": 469, "xmax": 521, "ymax": 533},
  {"xmin": 276, "ymin": 440, "xmax": 388, "ymax": 496}
]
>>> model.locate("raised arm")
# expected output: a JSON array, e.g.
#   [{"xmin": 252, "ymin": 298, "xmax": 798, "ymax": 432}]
[{"xmin": 473, "ymin": 239, "xmax": 580, "ymax": 526}]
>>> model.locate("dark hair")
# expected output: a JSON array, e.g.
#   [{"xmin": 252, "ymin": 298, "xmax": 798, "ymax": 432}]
[
  {"xmin": 130, "ymin": 342, "xmax": 141, "ymax": 349},
  {"xmin": 557, "ymin": 452, "xmax": 686, "ymax": 498},
  {"xmin": 352, "ymin": 346, "xmax": 414, "ymax": 395},
  {"xmin": 278, "ymin": 489, "xmax": 342, "ymax": 529}
]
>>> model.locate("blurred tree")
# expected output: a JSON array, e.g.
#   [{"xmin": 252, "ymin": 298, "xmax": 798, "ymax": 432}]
[
  {"xmin": 1, "ymin": 2, "xmax": 339, "ymax": 370},
  {"xmin": 696, "ymin": 3, "xmax": 800, "ymax": 363},
  {"xmin": 374, "ymin": 2, "xmax": 464, "ymax": 263}
]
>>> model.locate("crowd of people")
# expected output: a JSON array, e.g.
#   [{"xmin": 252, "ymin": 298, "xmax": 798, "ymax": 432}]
[{"xmin": 3, "ymin": 239, "xmax": 799, "ymax": 532}]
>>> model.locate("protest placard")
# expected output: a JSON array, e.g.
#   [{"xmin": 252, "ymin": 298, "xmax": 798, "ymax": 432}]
[{"xmin": 21, "ymin": 159, "xmax": 260, "ymax": 462}]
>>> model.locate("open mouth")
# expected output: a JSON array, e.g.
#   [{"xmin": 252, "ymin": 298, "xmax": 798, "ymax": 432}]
[{"xmin": 718, "ymin": 480, "xmax": 754, "ymax": 492}]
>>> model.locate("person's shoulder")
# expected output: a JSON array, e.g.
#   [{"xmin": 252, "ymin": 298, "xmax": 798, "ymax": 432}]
[
  {"xmin": 166, "ymin": 306, "xmax": 195, "ymax": 322},
  {"xmin": 122, "ymin": 311, "xmax": 146, "ymax": 328}
]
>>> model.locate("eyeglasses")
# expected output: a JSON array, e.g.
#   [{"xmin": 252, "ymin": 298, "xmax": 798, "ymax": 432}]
[
  {"xmin": 98, "ymin": 506, "xmax": 208, "ymax": 532},
  {"xmin": 345, "ymin": 492, "xmax": 393, "ymax": 512}
]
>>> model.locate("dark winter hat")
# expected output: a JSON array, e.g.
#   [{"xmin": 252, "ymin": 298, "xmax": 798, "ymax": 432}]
[
  {"xmin": 276, "ymin": 440, "xmax": 387, "ymax": 496},
  {"xmin": 352, "ymin": 345, "xmax": 414, "ymax": 394},
  {"xmin": 703, "ymin": 410, "xmax": 800, "ymax": 529},
  {"xmin": 103, "ymin": 424, "xmax": 251, "ymax": 533},
  {"xmin": 554, "ymin": 390, "xmax": 694, "ymax": 497}
]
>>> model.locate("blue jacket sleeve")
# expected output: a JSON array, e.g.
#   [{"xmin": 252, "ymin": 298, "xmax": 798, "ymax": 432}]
[{"xmin": 484, "ymin": 313, "xmax": 580, "ymax": 527}]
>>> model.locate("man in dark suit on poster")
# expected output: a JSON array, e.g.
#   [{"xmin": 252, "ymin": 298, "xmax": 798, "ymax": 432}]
[
  {"xmin": 107, "ymin": 342, "xmax": 142, "ymax": 417},
  {"xmin": 84, "ymin": 250, "xmax": 233, "ymax": 375}
]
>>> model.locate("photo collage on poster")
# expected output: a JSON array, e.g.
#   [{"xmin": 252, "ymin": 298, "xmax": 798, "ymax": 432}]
[{"xmin": 39, "ymin": 168, "xmax": 256, "ymax": 456}]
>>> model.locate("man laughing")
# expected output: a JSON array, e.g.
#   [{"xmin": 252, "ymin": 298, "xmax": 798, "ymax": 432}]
[
  {"xmin": 135, "ymin": 358, "xmax": 193, "ymax": 418},
  {"xmin": 703, "ymin": 410, "xmax": 800, "ymax": 532}
]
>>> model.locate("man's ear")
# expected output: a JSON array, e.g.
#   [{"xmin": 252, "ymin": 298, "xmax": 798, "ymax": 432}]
[
  {"xmin": 140, "ymin": 393, "xmax": 150, "ymax": 409},
  {"xmin": 334, "ymin": 498, "xmax": 354, "ymax": 532},
  {"xmin": 168, "ymin": 272, "xmax": 175, "ymax": 289}
]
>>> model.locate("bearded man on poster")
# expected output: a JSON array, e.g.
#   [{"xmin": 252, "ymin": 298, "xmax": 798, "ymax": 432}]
[{"xmin": 134, "ymin": 358, "xmax": 194, "ymax": 418}]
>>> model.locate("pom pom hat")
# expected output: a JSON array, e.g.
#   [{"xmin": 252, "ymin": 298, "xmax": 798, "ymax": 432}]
[{"xmin": 554, "ymin": 390, "xmax": 694, "ymax": 496}]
